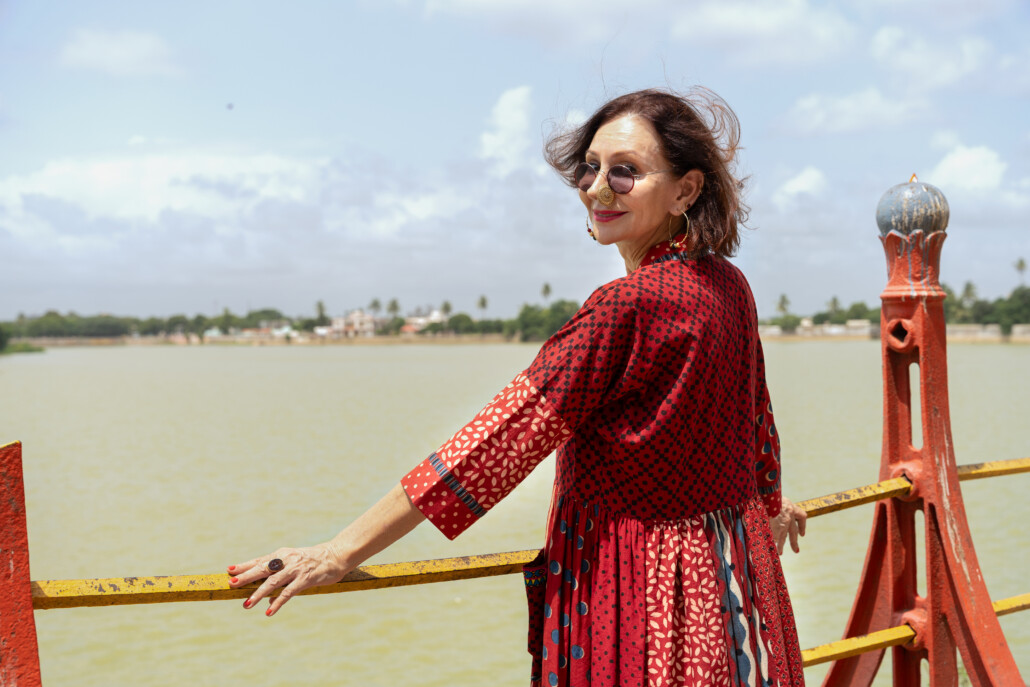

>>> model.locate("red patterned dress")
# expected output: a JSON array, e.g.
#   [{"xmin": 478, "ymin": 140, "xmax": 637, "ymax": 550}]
[{"xmin": 401, "ymin": 240, "xmax": 805, "ymax": 686}]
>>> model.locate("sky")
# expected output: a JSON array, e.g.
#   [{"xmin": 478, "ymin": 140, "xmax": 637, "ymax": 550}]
[{"xmin": 1, "ymin": 0, "xmax": 1028, "ymax": 322}]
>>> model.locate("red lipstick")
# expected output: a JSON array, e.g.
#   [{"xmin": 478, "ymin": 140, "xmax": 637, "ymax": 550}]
[{"xmin": 593, "ymin": 210, "xmax": 626, "ymax": 223}]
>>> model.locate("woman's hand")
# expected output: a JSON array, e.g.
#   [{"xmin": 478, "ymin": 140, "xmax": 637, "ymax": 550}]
[
  {"xmin": 229, "ymin": 484, "xmax": 425, "ymax": 618},
  {"xmin": 227, "ymin": 541, "xmax": 351, "ymax": 617},
  {"xmin": 769, "ymin": 495, "xmax": 807, "ymax": 555}
]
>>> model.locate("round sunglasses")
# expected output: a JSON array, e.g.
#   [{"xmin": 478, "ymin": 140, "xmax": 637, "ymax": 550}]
[{"xmin": 574, "ymin": 162, "xmax": 672, "ymax": 194}]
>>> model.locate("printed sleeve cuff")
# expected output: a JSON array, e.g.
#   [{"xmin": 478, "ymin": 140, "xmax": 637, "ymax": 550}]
[
  {"xmin": 759, "ymin": 485, "xmax": 782, "ymax": 517},
  {"xmin": 401, "ymin": 452, "xmax": 482, "ymax": 540}
]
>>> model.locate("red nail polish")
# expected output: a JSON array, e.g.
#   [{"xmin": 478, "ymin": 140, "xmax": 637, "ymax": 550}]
[
  {"xmin": 243, "ymin": 600, "xmax": 252, "ymax": 609},
  {"xmin": 265, "ymin": 608, "xmax": 273, "ymax": 617},
  {"xmin": 230, "ymin": 577, "xmax": 239, "ymax": 584},
  {"xmin": 228, "ymin": 565, "xmax": 236, "ymax": 572}
]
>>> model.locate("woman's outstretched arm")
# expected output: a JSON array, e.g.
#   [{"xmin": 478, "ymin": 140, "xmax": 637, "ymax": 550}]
[{"xmin": 228, "ymin": 483, "xmax": 425, "ymax": 617}]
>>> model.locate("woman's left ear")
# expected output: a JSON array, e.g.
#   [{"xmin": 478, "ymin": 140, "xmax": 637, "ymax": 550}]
[{"xmin": 674, "ymin": 170, "xmax": 704, "ymax": 211}]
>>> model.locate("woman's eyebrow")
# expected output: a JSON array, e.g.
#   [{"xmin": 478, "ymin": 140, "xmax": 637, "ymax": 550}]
[{"xmin": 585, "ymin": 149, "xmax": 644, "ymax": 160}]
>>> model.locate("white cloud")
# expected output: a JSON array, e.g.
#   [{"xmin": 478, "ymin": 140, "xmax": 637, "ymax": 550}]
[
  {"xmin": 848, "ymin": 0, "xmax": 1017, "ymax": 28},
  {"xmin": 670, "ymin": 0, "xmax": 855, "ymax": 65},
  {"xmin": 871, "ymin": 26, "xmax": 991, "ymax": 92},
  {"xmin": 930, "ymin": 130, "xmax": 961, "ymax": 151},
  {"xmin": 362, "ymin": 188, "xmax": 475, "ymax": 238},
  {"xmin": 424, "ymin": 0, "xmax": 638, "ymax": 45},
  {"xmin": 772, "ymin": 166, "xmax": 827, "ymax": 210},
  {"xmin": 58, "ymin": 29, "xmax": 182, "ymax": 77},
  {"xmin": 929, "ymin": 144, "xmax": 1006, "ymax": 192},
  {"xmin": 0, "ymin": 153, "xmax": 324, "ymax": 239},
  {"xmin": 782, "ymin": 87, "xmax": 925, "ymax": 135},
  {"xmin": 996, "ymin": 49, "xmax": 1030, "ymax": 94},
  {"xmin": 0, "ymin": 122, "xmax": 605, "ymax": 320},
  {"xmin": 479, "ymin": 86, "xmax": 533, "ymax": 175},
  {"xmin": 421, "ymin": 0, "xmax": 853, "ymax": 63}
]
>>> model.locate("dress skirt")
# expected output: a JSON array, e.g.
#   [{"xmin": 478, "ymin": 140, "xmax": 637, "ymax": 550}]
[{"xmin": 529, "ymin": 494, "xmax": 803, "ymax": 687}]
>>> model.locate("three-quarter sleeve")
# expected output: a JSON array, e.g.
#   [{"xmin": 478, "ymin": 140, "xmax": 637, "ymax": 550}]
[
  {"xmin": 402, "ymin": 282, "xmax": 643, "ymax": 540},
  {"xmin": 754, "ymin": 341, "xmax": 782, "ymax": 516},
  {"xmin": 401, "ymin": 372, "xmax": 573, "ymax": 540}
]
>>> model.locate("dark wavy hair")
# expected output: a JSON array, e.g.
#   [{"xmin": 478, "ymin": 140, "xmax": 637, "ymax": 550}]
[{"xmin": 545, "ymin": 88, "xmax": 749, "ymax": 257}]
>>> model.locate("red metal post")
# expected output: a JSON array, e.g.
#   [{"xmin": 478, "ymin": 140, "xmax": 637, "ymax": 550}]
[
  {"xmin": 0, "ymin": 441, "xmax": 43, "ymax": 686},
  {"xmin": 822, "ymin": 181, "xmax": 1024, "ymax": 685}
]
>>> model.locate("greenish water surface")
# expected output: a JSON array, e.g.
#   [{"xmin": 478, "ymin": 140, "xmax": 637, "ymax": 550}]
[{"xmin": 1, "ymin": 341, "xmax": 1027, "ymax": 685}]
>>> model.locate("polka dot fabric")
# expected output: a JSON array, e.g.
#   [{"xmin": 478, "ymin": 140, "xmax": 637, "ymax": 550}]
[
  {"xmin": 401, "ymin": 240, "xmax": 803, "ymax": 685},
  {"xmin": 754, "ymin": 344, "xmax": 783, "ymax": 517}
]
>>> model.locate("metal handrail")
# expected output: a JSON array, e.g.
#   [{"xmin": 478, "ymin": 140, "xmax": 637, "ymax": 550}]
[{"xmin": 28, "ymin": 456, "xmax": 1030, "ymax": 668}]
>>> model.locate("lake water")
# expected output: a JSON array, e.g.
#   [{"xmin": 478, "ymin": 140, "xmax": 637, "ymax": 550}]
[{"xmin": 1, "ymin": 341, "xmax": 1027, "ymax": 685}]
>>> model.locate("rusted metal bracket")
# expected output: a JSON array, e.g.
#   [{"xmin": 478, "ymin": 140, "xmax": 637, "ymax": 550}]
[
  {"xmin": 0, "ymin": 441, "xmax": 42, "ymax": 687},
  {"xmin": 822, "ymin": 180, "xmax": 1024, "ymax": 686}
]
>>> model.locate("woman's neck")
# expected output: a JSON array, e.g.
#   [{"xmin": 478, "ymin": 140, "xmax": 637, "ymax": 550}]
[{"xmin": 618, "ymin": 216, "xmax": 686, "ymax": 273}]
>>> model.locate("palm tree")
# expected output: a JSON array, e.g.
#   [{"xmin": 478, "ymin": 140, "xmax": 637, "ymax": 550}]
[
  {"xmin": 1016, "ymin": 257, "xmax": 1027, "ymax": 285},
  {"xmin": 477, "ymin": 295, "xmax": 488, "ymax": 319},
  {"xmin": 959, "ymin": 280, "xmax": 976, "ymax": 323},
  {"xmin": 315, "ymin": 300, "xmax": 329, "ymax": 326},
  {"xmin": 440, "ymin": 301, "xmax": 453, "ymax": 333},
  {"xmin": 542, "ymin": 283, "xmax": 552, "ymax": 303},
  {"xmin": 219, "ymin": 308, "xmax": 232, "ymax": 334},
  {"xmin": 387, "ymin": 299, "xmax": 400, "ymax": 319},
  {"xmin": 368, "ymin": 298, "xmax": 381, "ymax": 316},
  {"xmin": 827, "ymin": 296, "xmax": 841, "ymax": 316},
  {"xmin": 776, "ymin": 294, "xmax": 790, "ymax": 316}
]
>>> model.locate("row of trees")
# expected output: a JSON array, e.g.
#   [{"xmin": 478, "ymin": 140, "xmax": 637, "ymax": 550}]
[
  {"xmin": 941, "ymin": 283, "xmax": 1030, "ymax": 334},
  {"xmin": 8, "ymin": 279, "xmax": 1028, "ymax": 347},
  {"xmin": 1, "ymin": 308, "xmax": 292, "ymax": 340},
  {"xmin": 1, "ymin": 284, "xmax": 573, "ymax": 345},
  {"xmin": 768, "ymin": 281, "xmax": 1030, "ymax": 335},
  {"xmin": 0, "ymin": 302, "xmax": 579, "ymax": 344}
]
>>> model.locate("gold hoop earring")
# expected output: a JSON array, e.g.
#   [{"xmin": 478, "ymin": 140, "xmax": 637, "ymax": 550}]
[
  {"xmin": 586, "ymin": 216, "xmax": 597, "ymax": 242},
  {"xmin": 670, "ymin": 210, "xmax": 690, "ymax": 249}
]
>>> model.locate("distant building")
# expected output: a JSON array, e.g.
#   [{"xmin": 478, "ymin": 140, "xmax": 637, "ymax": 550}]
[
  {"xmin": 761, "ymin": 319, "xmax": 875, "ymax": 338},
  {"xmin": 331, "ymin": 310, "xmax": 376, "ymax": 338},
  {"xmin": 404, "ymin": 309, "xmax": 445, "ymax": 333}
]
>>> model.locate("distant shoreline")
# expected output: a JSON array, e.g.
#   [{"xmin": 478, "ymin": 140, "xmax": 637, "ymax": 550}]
[{"xmin": 11, "ymin": 333, "xmax": 1030, "ymax": 348}]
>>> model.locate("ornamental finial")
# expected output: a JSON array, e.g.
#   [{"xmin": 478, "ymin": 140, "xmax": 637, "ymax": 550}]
[{"xmin": 876, "ymin": 176, "xmax": 949, "ymax": 237}]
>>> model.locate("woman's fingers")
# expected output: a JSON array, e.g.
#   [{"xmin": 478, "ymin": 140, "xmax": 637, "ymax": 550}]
[
  {"xmin": 227, "ymin": 549, "xmax": 292, "ymax": 593},
  {"xmin": 769, "ymin": 497, "xmax": 808, "ymax": 556},
  {"xmin": 243, "ymin": 572, "xmax": 293, "ymax": 610},
  {"xmin": 266, "ymin": 580, "xmax": 299, "ymax": 617},
  {"xmin": 788, "ymin": 518, "xmax": 801, "ymax": 553},
  {"xmin": 785, "ymin": 500, "xmax": 807, "ymax": 553},
  {"xmin": 228, "ymin": 543, "xmax": 349, "ymax": 616}
]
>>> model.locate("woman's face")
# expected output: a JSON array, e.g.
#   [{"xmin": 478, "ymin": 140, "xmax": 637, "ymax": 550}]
[{"xmin": 579, "ymin": 114, "xmax": 698, "ymax": 255}]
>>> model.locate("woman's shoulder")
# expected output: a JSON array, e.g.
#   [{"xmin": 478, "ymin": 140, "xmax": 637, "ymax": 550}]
[
  {"xmin": 575, "ymin": 256, "xmax": 755, "ymax": 323},
  {"xmin": 581, "ymin": 270, "xmax": 649, "ymax": 311}
]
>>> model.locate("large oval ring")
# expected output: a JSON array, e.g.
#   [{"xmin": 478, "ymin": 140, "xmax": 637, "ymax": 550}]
[
  {"xmin": 597, "ymin": 185, "xmax": 615, "ymax": 206},
  {"xmin": 267, "ymin": 558, "xmax": 285, "ymax": 573}
]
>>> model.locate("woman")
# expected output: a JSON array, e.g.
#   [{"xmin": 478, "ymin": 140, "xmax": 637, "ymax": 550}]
[{"xmin": 229, "ymin": 88, "xmax": 807, "ymax": 686}]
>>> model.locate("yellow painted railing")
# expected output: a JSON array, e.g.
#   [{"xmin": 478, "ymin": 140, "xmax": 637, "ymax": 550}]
[{"xmin": 29, "ymin": 456, "xmax": 1030, "ymax": 669}]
